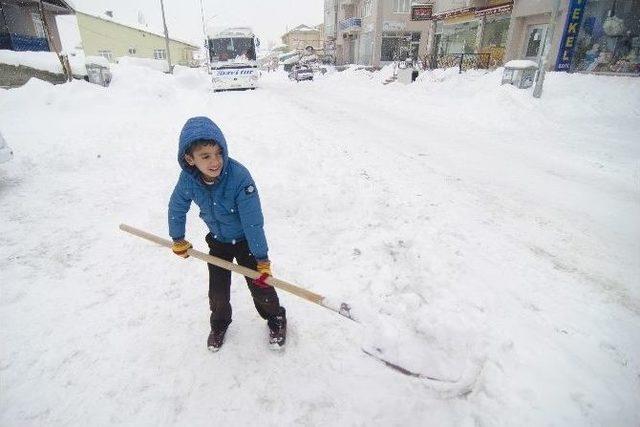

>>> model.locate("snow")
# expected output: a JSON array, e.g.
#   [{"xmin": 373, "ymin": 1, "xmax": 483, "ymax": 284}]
[
  {"xmin": 84, "ymin": 55, "xmax": 109, "ymax": 67},
  {"xmin": 0, "ymin": 49, "xmax": 106, "ymax": 76},
  {"xmin": 504, "ymin": 60, "xmax": 539, "ymax": 69},
  {"xmin": 1, "ymin": 64, "xmax": 639, "ymax": 425},
  {"xmin": 0, "ymin": 49, "xmax": 63, "ymax": 74}
]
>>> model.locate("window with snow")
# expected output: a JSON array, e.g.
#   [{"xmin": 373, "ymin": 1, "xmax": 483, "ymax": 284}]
[{"xmin": 128, "ymin": 47, "xmax": 137, "ymax": 55}]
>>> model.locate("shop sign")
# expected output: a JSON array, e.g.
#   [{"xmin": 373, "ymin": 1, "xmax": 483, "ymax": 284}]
[
  {"xmin": 411, "ymin": 5, "xmax": 433, "ymax": 21},
  {"xmin": 475, "ymin": 1, "xmax": 513, "ymax": 18},
  {"xmin": 555, "ymin": 0, "xmax": 589, "ymax": 71},
  {"xmin": 383, "ymin": 21, "xmax": 406, "ymax": 31},
  {"xmin": 433, "ymin": 7, "xmax": 475, "ymax": 20}
]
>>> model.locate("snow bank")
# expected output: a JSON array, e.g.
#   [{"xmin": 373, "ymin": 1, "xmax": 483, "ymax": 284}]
[
  {"xmin": 0, "ymin": 49, "xmax": 63, "ymax": 74},
  {"xmin": 117, "ymin": 56, "xmax": 170, "ymax": 73}
]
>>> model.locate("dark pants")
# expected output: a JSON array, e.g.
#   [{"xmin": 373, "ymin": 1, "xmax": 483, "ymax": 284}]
[{"xmin": 205, "ymin": 233, "xmax": 284, "ymax": 330}]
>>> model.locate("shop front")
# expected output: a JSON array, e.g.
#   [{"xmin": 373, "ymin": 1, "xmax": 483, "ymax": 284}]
[
  {"xmin": 557, "ymin": 0, "xmax": 640, "ymax": 75},
  {"xmin": 477, "ymin": 2, "xmax": 514, "ymax": 66},
  {"xmin": 432, "ymin": 3, "xmax": 512, "ymax": 68},
  {"xmin": 380, "ymin": 30, "xmax": 421, "ymax": 62}
]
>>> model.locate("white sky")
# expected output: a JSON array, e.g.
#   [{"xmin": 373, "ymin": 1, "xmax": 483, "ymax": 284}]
[{"xmin": 67, "ymin": 0, "xmax": 324, "ymax": 48}]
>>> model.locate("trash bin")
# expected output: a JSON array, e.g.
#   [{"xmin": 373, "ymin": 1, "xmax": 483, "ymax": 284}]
[
  {"xmin": 85, "ymin": 62, "xmax": 112, "ymax": 87},
  {"xmin": 502, "ymin": 60, "xmax": 538, "ymax": 89},
  {"xmin": 85, "ymin": 56, "xmax": 111, "ymax": 86}
]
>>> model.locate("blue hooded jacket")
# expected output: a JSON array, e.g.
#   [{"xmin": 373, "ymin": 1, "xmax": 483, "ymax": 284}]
[{"xmin": 168, "ymin": 116, "xmax": 268, "ymax": 260}]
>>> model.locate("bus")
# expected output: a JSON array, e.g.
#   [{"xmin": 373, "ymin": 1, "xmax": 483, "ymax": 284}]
[{"xmin": 208, "ymin": 27, "xmax": 260, "ymax": 91}]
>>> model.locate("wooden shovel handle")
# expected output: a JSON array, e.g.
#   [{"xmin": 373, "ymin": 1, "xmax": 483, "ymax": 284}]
[{"xmin": 119, "ymin": 224, "xmax": 326, "ymax": 306}]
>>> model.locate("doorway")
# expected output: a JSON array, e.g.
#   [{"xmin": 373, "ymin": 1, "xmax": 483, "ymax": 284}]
[{"xmin": 523, "ymin": 24, "xmax": 548, "ymax": 60}]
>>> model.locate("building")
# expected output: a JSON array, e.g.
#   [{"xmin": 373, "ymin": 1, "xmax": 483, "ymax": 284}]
[
  {"xmin": 325, "ymin": 0, "xmax": 513, "ymax": 68},
  {"xmin": 0, "ymin": 0, "xmax": 74, "ymax": 52},
  {"xmin": 505, "ymin": 0, "xmax": 639, "ymax": 75},
  {"xmin": 75, "ymin": 11, "xmax": 199, "ymax": 66},
  {"xmin": 281, "ymin": 24, "xmax": 325, "ymax": 52},
  {"xmin": 327, "ymin": 0, "xmax": 433, "ymax": 66}
]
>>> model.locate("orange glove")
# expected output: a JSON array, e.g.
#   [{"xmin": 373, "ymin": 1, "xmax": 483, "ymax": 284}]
[
  {"xmin": 254, "ymin": 260, "xmax": 272, "ymax": 288},
  {"xmin": 172, "ymin": 239, "xmax": 192, "ymax": 258},
  {"xmin": 256, "ymin": 260, "xmax": 272, "ymax": 276}
]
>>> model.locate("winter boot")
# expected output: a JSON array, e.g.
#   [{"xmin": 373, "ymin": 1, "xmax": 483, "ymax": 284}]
[
  {"xmin": 207, "ymin": 324, "xmax": 229, "ymax": 352},
  {"xmin": 267, "ymin": 312, "xmax": 287, "ymax": 349}
]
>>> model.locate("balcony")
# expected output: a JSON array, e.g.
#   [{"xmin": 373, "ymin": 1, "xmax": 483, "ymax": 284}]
[{"xmin": 339, "ymin": 17, "xmax": 362, "ymax": 33}]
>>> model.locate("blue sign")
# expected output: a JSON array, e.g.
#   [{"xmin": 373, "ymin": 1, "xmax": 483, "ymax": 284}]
[{"xmin": 556, "ymin": 0, "xmax": 589, "ymax": 71}]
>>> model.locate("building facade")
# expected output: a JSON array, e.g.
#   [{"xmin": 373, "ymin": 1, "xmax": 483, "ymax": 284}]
[
  {"xmin": 76, "ymin": 12, "xmax": 198, "ymax": 66},
  {"xmin": 327, "ymin": 0, "xmax": 514, "ymax": 67},
  {"xmin": 432, "ymin": 0, "xmax": 514, "ymax": 67},
  {"xmin": 329, "ymin": 0, "xmax": 434, "ymax": 66},
  {"xmin": 324, "ymin": 0, "xmax": 639, "ymax": 74},
  {"xmin": 281, "ymin": 24, "xmax": 324, "ymax": 52},
  {"xmin": 505, "ymin": 0, "xmax": 639, "ymax": 75},
  {"xmin": 0, "ymin": 0, "xmax": 73, "ymax": 52}
]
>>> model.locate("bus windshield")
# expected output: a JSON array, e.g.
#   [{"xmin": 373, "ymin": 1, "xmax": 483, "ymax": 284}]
[{"xmin": 209, "ymin": 37, "xmax": 256, "ymax": 62}]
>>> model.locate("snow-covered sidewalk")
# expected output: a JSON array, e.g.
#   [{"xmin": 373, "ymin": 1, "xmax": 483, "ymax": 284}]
[{"xmin": 1, "ymin": 65, "xmax": 639, "ymax": 426}]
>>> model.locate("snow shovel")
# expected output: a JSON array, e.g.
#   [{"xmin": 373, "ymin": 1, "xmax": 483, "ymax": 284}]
[{"xmin": 119, "ymin": 224, "xmax": 482, "ymax": 396}]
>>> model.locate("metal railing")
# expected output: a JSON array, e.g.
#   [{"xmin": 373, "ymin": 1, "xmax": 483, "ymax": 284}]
[
  {"xmin": 426, "ymin": 53, "xmax": 491, "ymax": 73},
  {"xmin": 0, "ymin": 33, "xmax": 49, "ymax": 52}
]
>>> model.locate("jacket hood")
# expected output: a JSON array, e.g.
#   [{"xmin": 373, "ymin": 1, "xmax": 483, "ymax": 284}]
[{"xmin": 178, "ymin": 116, "xmax": 229, "ymax": 178}]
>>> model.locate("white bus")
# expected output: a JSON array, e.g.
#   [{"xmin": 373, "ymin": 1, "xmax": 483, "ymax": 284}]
[{"xmin": 208, "ymin": 27, "xmax": 260, "ymax": 91}]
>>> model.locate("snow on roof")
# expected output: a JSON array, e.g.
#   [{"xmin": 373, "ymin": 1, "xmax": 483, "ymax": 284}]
[
  {"xmin": 0, "ymin": 49, "xmax": 63, "ymax": 74},
  {"xmin": 0, "ymin": 49, "xmax": 94, "ymax": 76},
  {"xmin": 283, "ymin": 24, "xmax": 320, "ymax": 37},
  {"xmin": 75, "ymin": 11, "xmax": 199, "ymax": 48}
]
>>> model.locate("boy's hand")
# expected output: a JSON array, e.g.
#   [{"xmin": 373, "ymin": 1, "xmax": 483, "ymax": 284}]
[
  {"xmin": 172, "ymin": 240, "xmax": 192, "ymax": 258},
  {"xmin": 256, "ymin": 260, "xmax": 272, "ymax": 276},
  {"xmin": 254, "ymin": 260, "xmax": 272, "ymax": 288}
]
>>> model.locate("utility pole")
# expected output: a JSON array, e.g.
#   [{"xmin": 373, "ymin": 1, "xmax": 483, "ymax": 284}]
[
  {"xmin": 199, "ymin": 0, "xmax": 211, "ymax": 73},
  {"xmin": 533, "ymin": 0, "xmax": 561, "ymax": 98},
  {"xmin": 159, "ymin": 0, "xmax": 173, "ymax": 73}
]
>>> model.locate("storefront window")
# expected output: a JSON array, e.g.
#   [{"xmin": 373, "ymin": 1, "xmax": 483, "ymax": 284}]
[
  {"xmin": 381, "ymin": 32, "xmax": 420, "ymax": 61},
  {"xmin": 481, "ymin": 16, "xmax": 510, "ymax": 65},
  {"xmin": 434, "ymin": 21, "xmax": 480, "ymax": 54},
  {"xmin": 572, "ymin": 0, "xmax": 640, "ymax": 74}
]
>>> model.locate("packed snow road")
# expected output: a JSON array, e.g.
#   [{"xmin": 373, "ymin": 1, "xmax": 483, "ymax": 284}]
[{"xmin": 1, "ymin": 65, "xmax": 639, "ymax": 426}]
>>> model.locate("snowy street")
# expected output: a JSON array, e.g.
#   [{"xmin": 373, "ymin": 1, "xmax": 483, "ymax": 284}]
[{"xmin": 1, "ymin": 66, "xmax": 639, "ymax": 425}]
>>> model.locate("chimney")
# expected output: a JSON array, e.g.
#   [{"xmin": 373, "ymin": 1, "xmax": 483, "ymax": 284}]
[{"xmin": 105, "ymin": 10, "xmax": 113, "ymax": 18}]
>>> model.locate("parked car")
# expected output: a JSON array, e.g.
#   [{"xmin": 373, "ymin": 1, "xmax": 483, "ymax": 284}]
[
  {"xmin": 288, "ymin": 64, "xmax": 314, "ymax": 82},
  {"xmin": 0, "ymin": 131, "xmax": 14, "ymax": 164}
]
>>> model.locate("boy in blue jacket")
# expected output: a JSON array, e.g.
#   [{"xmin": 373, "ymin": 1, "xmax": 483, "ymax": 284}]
[{"xmin": 168, "ymin": 116, "xmax": 286, "ymax": 351}]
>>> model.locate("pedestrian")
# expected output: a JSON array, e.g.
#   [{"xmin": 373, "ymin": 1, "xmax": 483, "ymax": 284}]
[{"xmin": 168, "ymin": 116, "xmax": 287, "ymax": 352}]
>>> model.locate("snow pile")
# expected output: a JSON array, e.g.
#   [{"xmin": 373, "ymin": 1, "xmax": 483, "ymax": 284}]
[
  {"xmin": 1, "ymin": 64, "xmax": 639, "ymax": 426},
  {"xmin": 0, "ymin": 49, "xmax": 110, "ymax": 77},
  {"xmin": 116, "ymin": 56, "xmax": 171, "ymax": 73},
  {"xmin": 0, "ymin": 49, "xmax": 63, "ymax": 74}
]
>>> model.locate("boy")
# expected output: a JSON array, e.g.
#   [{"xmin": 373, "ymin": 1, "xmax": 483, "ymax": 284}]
[{"xmin": 168, "ymin": 116, "xmax": 286, "ymax": 352}]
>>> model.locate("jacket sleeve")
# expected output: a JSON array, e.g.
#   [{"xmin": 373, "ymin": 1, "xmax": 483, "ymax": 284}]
[
  {"xmin": 236, "ymin": 173, "xmax": 269, "ymax": 260},
  {"xmin": 168, "ymin": 174, "xmax": 192, "ymax": 240}
]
